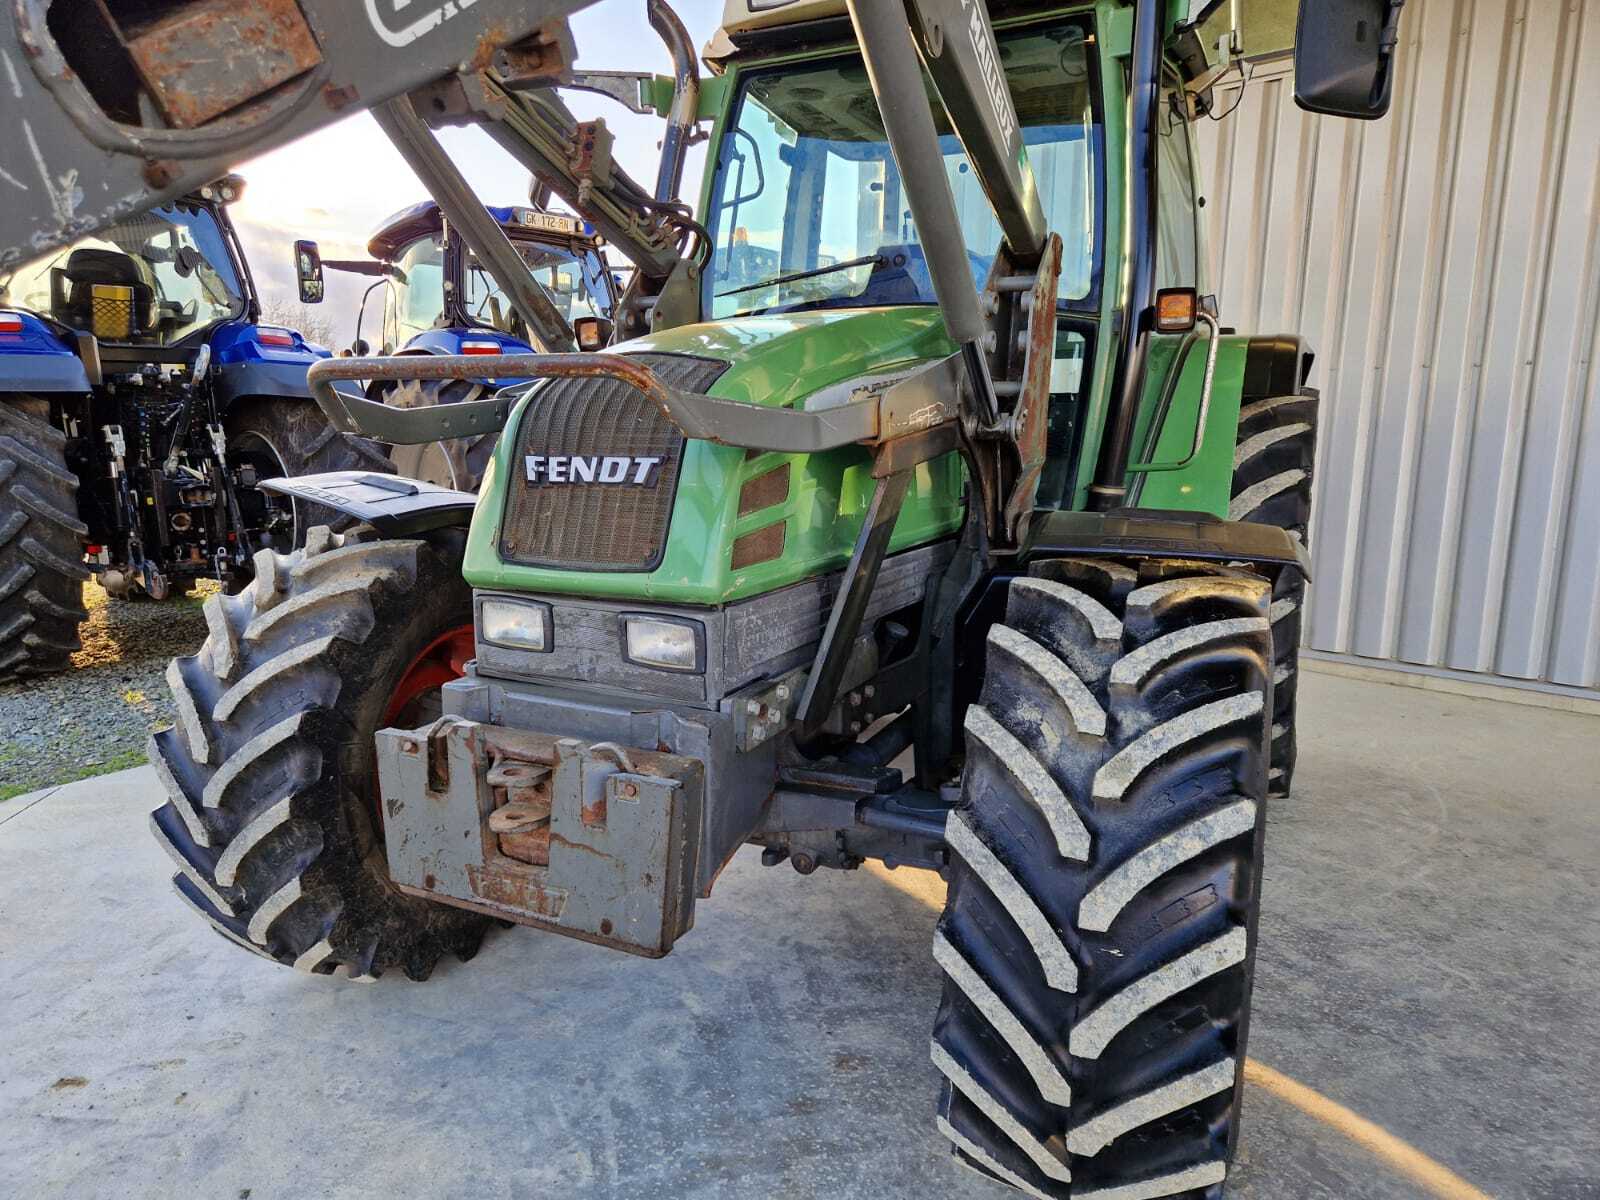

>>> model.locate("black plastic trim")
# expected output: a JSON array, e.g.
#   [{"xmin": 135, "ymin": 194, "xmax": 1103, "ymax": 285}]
[
  {"xmin": 258, "ymin": 471, "xmax": 477, "ymax": 538},
  {"xmin": 1025, "ymin": 507, "xmax": 1311, "ymax": 581},
  {"xmin": 1242, "ymin": 335, "xmax": 1314, "ymax": 400}
]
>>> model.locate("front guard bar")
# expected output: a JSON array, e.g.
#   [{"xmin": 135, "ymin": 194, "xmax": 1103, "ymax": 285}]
[{"xmin": 304, "ymin": 351, "xmax": 967, "ymax": 454}]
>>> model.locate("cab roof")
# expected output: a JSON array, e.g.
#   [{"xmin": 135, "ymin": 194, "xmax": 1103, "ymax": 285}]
[
  {"xmin": 705, "ymin": 0, "xmax": 1221, "ymax": 62},
  {"xmin": 366, "ymin": 201, "xmax": 598, "ymax": 261}
]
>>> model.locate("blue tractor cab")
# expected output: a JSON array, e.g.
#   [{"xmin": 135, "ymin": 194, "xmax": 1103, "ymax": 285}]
[
  {"xmin": 298, "ymin": 202, "xmax": 617, "ymax": 490},
  {"xmin": 0, "ymin": 176, "xmax": 388, "ymax": 678}
]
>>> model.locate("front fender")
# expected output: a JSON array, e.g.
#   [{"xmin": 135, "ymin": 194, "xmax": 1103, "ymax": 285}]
[
  {"xmin": 214, "ymin": 359, "xmax": 322, "ymax": 404},
  {"xmin": 260, "ymin": 471, "xmax": 479, "ymax": 537},
  {"xmin": 1025, "ymin": 508, "xmax": 1310, "ymax": 583}
]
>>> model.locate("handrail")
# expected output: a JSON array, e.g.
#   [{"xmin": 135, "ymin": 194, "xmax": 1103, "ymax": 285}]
[{"xmin": 1126, "ymin": 312, "xmax": 1222, "ymax": 474}]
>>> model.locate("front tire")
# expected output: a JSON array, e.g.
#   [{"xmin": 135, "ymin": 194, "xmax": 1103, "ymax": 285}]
[
  {"xmin": 148, "ymin": 526, "xmax": 490, "ymax": 980},
  {"xmin": 932, "ymin": 557, "xmax": 1273, "ymax": 1199},
  {"xmin": 0, "ymin": 397, "xmax": 88, "ymax": 680},
  {"xmin": 1230, "ymin": 391, "xmax": 1317, "ymax": 797}
]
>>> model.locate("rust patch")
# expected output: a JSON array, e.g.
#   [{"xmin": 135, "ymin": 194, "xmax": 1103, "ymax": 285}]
[
  {"xmin": 114, "ymin": 0, "xmax": 323, "ymax": 129},
  {"xmin": 1000, "ymin": 234, "xmax": 1063, "ymax": 541},
  {"xmin": 322, "ymin": 83, "xmax": 360, "ymax": 112},
  {"xmin": 499, "ymin": 824, "xmax": 551, "ymax": 867},
  {"xmin": 467, "ymin": 860, "xmax": 564, "ymax": 918},
  {"xmin": 142, "ymin": 160, "xmax": 179, "ymax": 189},
  {"xmin": 469, "ymin": 23, "xmax": 514, "ymax": 74},
  {"xmin": 51, "ymin": 1076, "xmax": 88, "ymax": 1090},
  {"xmin": 549, "ymin": 831, "xmax": 608, "ymax": 859}
]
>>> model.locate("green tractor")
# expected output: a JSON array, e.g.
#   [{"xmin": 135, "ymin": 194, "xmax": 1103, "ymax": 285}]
[{"xmin": 142, "ymin": 1, "xmax": 1401, "ymax": 1195}]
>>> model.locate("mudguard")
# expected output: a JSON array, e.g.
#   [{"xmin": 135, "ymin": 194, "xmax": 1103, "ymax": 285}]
[
  {"xmin": 1241, "ymin": 334, "xmax": 1314, "ymax": 400},
  {"xmin": 0, "ymin": 312, "xmax": 91, "ymax": 394},
  {"xmin": 399, "ymin": 330, "xmax": 538, "ymax": 388},
  {"xmin": 1025, "ymin": 507, "xmax": 1311, "ymax": 582},
  {"xmin": 209, "ymin": 322, "xmax": 341, "ymax": 405},
  {"xmin": 259, "ymin": 471, "xmax": 478, "ymax": 537}
]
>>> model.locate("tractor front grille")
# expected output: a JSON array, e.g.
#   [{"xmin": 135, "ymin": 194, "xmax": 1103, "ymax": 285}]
[{"xmin": 499, "ymin": 353, "xmax": 729, "ymax": 571}]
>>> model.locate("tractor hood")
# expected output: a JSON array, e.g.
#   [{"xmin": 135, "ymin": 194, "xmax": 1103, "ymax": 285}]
[
  {"xmin": 462, "ymin": 305, "xmax": 966, "ymax": 604},
  {"xmin": 618, "ymin": 306, "xmax": 957, "ymax": 411}
]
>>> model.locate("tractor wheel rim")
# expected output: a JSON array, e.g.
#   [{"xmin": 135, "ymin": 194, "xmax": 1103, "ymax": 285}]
[
  {"xmin": 383, "ymin": 624, "xmax": 476, "ymax": 729},
  {"xmin": 371, "ymin": 623, "xmax": 475, "ymax": 842}
]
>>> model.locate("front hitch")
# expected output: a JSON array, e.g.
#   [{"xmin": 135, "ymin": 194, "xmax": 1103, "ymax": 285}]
[{"xmin": 376, "ymin": 717, "xmax": 705, "ymax": 958}]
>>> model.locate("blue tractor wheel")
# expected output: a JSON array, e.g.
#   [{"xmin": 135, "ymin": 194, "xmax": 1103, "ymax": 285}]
[{"xmin": 0, "ymin": 396, "xmax": 90, "ymax": 680}]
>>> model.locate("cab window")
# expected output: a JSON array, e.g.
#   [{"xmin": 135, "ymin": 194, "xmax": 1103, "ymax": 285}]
[{"xmin": 1155, "ymin": 90, "xmax": 1201, "ymax": 291}]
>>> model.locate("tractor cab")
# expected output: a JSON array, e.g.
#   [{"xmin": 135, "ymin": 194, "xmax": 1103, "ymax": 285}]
[
  {"xmin": 0, "ymin": 174, "xmax": 385, "ymax": 621},
  {"xmin": 1, "ymin": 177, "xmax": 252, "ymax": 354},
  {"xmin": 291, "ymin": 201, "xmax": 617, "ymax": 491},
  {"xmin": 297, "ymin": 202, "xmax": 616, "ymax": 359}
]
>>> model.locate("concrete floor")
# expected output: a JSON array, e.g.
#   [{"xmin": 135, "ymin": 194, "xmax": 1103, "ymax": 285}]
[{"xmin": 2, "ymin": 671, "xmax": 1596, "ymax": 1200}]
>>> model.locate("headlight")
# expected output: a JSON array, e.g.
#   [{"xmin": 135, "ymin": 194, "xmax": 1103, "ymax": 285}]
[
  {"xmin": 479, "ymin": 598, "xmax": 552, "ymax": 652},
  {"xmin": 622, "ymin": 616, "xmax": 702, "ymax": 672}
]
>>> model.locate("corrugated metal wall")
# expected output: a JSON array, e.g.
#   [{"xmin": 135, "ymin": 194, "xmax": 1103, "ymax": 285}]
[{"xmin": 1195, "ymin": 0, "xmax": 1600, "ymax": 690}]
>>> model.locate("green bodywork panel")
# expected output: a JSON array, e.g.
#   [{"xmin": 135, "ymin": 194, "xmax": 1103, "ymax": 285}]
[
  {"xmin": 463, "ymin": 308, "xmax": 967, "ymax": 603},
  {"xmin": 465, "ymin": 0, "xmax": 1259, "ymax": 605},
  {"xmin": 1123, "ymin": 334, "xmax": 1252, "ymax": 515}
]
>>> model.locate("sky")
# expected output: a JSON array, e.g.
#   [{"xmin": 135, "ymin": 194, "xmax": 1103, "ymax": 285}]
[{"xmin": 231, "ymin": 0, "xmax": 728, "ymax": 347}]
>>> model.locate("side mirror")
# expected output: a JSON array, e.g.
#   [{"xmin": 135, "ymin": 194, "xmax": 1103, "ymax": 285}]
[
  {"xmin": 294, "ymin": 239, "xmax": 325, "ymax": 304},
  {"xmin": 1294, "ymin": 0, "xmax": 1406, "ymax": 119},
  {"xmin": 350, "ymin": 338, "xmax": 371, "ymax": 357},
  {"xmin": 573, "ymin": 315, "xmax": 614, "ymax": 352}
]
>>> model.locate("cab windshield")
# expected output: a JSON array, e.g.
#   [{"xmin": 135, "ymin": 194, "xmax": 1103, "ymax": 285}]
[
  {"xmin": 705, "ymin": 17, "xmax": 1101, "ymax": 320},
  {"xmin": 465, "ymin": 242, "xmax": 611, "ymax": 332},
  {"xmin": 383, "ymin": 234, "xmax": 611, "ymax": 350},
  {"xmin": 0, "ymin": 203, "xmax": 245, "ymax": 344}
]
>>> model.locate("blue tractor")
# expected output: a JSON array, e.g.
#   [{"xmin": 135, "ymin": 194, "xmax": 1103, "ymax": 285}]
[
  {"xmin": 294, "ymin": 200, "xmax": 616, "ymax": 491},
  {"xmin": 0, "ymin": 176, "xmax": 389, "ymax": 680}
]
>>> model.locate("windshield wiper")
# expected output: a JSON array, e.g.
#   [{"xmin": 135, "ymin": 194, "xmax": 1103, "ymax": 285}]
[{"xmin": 715, "ymin": 254, "xmax": 884, "ymax": 299}]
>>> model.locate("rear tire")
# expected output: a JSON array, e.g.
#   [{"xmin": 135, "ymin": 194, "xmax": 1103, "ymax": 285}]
[
  {"xmin": 224, "ymin": 397, "xmax": 395, "ymax": 558},
  {"xmin": 148, "ymin": 525, "xmax": 490, "ymax": 980},
  {"xmin": 377, "ymin": 377, "xmax": 494, "ymax": 493},
  {"xmin": 931, "ymin": 556, "xmax": 1273, "ymax": 1199},
  {"xmin": 1230, "ymin": 391, "xmax": 1317, "ymax": 797},
  {"xmin": 0, "ymin": 397, "xmax": 88, "ymax": 681}
]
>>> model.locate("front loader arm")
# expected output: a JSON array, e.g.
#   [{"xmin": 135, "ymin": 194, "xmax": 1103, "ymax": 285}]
[
  {"xmin": 0, "ymin": 2, "xmax": 594, "ymax": 268},
  {"xmin": 846, "ymin": 0, "xmax": 1057, "ymax": 553},
  {"xmin": 415, "ymin": 75, "xmax": 684, "ymax": 287}
]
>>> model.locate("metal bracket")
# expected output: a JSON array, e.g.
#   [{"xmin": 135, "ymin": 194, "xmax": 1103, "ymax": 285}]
[
  {"xmin": 732, "ymin": 668, "xmax": 807, "ymax": 752},
  {"xmin": 531, "ymin": 71, "xmax": 656, "ymax": 112},
  {"xmin": 797, "ymin": 465, "xmax": 913, "ymax": 737},
  {"xmin": 378, "ymin": 719, "xmax": 704, "ymax": 958}
]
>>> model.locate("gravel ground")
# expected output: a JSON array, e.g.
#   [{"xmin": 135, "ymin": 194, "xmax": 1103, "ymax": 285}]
[{"xmin": 0, "ymin": 580, "xmax": 213, "ymax": 801}]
